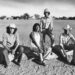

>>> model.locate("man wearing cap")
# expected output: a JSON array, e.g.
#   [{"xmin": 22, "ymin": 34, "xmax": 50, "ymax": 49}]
[
  {"xmin": 59, "ymin": 25, "xmax": 75, "ymax": 63},
  {"xmin": 40, "ymin": 8, "xmax": 55, "ymax": 47},
  {"xmin": 2, "ymin": 23, "xmax": 24, "ymax": 67}
]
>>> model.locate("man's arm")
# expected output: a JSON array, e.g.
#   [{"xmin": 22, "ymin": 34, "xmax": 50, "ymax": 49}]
[
  {"xmin": 48, "ymin": 16, "xmax": 53, "ymax": 31},
  {"xmin": 59, "ymin": 34, "xmax": 66, "ymax": 51},
  {"xmin": 2, "ymin": 33, "xmax": 10, "ymax": 51},
  {"xmin": 12, "ymin": 33, "xmax": 19, "ymax": 54},
  {"xmin": 70, "ymin": 34, "xmax": 75, "ymax": 43},
  {"xmin": 59, "ymin": 34, "xmax": 67, "ymax": 57},
  {"xmin": 51, "ymin": 17, "xmax": 53, "ymax": 30}
]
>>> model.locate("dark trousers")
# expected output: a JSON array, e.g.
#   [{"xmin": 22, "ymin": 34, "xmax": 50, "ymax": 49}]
[
  {"xmin": 3, "ymin": 45, "xmax": 24, "ymax": 66},
  {"xmin": 64, "ymin": 44, "xmax": 75, "ymax": 63},
  {"xmin": 3, "ymin": 49, "xmax": 9, "ymax": 66},
  {"xmin": 42, "ymin": 29, "xmax": 54, "ymax": 46},
  {"xmin": 64, "ymin": 44, "xmax": 75, "ymax": 51},
  {"xmin": 52, "ymin": 45, "xmax": 65, "ymax": 58},
  {"xmin": 52, "ymin": 44, "xmax": 75, "ymax": 61},
  {"xmin": 13, "ymin": 45, "xmax": 24, "ymax": 63}
]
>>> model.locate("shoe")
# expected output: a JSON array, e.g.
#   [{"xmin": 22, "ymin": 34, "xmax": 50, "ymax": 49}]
[
  {"xmin": 4, "ymin": 64, "xmax": 8, "ymax": 68},
  {"xmin": 3, "ymin": 62, "xmax": 8, "ymax": 68},
  {"xmin": 16, "ymin": 62, "xmax": 20, "ymax": 66},
  {"xmin": 40, "ymin": 61, "xmax": 46, "ymax": 66},
  {"xmin": 63, "ymin": 57, "xmax": 68, "ymax": 63},
  {"xmin": 70, "ymin": 60, "xmax": 75, "ymax": 65},
  {"xmin": 12, "ymin": 60, "xmax": 20, "ymax": 66}
]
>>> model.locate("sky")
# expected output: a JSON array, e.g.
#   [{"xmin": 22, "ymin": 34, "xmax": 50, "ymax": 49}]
[{"xmin": 0, "ymin": 0, "xmax": 75, "ymax": 17}]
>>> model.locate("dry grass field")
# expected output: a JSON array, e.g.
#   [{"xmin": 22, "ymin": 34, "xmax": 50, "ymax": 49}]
[{"xmin": 0, "ymin": 20, "xmax": 75, "ymax": 75}]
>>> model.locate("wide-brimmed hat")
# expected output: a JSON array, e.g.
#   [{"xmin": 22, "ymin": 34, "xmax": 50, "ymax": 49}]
[
  {"xmin": 63, "ymin": 25, "xmax": 72, "ymax": 30},
  {"xmin": 44, "ymin": 8, "xmax": 50, "ymax": 14},
  {"xmin": 8, "ymin": 23, "xmax": 17, "ymax": 29}
]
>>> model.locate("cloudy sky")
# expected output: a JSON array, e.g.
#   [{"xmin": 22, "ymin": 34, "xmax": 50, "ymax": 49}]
[{"xmin": 0, "ymin": 0, "xmax": 75, "ymax": 17}]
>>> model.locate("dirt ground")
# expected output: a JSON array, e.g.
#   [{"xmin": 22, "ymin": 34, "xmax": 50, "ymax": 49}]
[
  {"xmin": 0, "ymin": 20, "xmax": 75, "ymax": 75},
  {"xmin": 0, "ymin": 53, "xmax": 74, "ymax": 75}
]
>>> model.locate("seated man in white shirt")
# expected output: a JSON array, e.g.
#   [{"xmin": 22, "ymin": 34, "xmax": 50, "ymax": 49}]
[
  {"xmin": 59, "ymin": 25, "xmax": 75, "ymax": 64},
  {"xmin": 30, "ymin": 23, "xmax": 46, "ymax": 66}
]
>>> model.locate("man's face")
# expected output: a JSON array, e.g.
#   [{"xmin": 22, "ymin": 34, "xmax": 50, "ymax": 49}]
[
  {"xmin": 10, "ymin": 28, "xmax": 15, "ymax": 34},
  {"xmin": 64, "ymin": 29, "xmax": 69, "ymax": 34},
  {"xmin": 44, "ymin": 12, "xmax": 50, "ymax": 18}
]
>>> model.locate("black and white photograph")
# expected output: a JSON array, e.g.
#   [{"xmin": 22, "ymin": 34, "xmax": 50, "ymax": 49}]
[{"xmin": 0, "ymin": 0, "xmax": 75, "ymax": 75}]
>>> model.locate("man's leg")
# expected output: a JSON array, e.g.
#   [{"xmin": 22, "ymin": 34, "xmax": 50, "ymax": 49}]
[
  {"xmin": 39, "ymin": 48, "xmax": 45, "ymax": 66},
  {"xmin": 68, "ymin": 44, "xmax": 75, "ymax": 64},
  {"xmin": 50, "ymin": 34, "xmax": 55, "ymax": 47},
  {"xmin": 3, "ymin": 49, "xmax": 9, "ymax": 67},
  {"xmin": 52, "ymin": 45, "xmax": 67, "ymax": 61},
  {"xmin": 42, "ymin": 30, "xmax": 46, "ymax": 43},
  {"xmin": 62, "ymin": 44, "xmax": 75, "ymax": 64},
  {"xmin": 46, "ymin": 30, "xmax": 55, "ymax": 47},
  {"xmin": 52, "ymin": 45, "xmax": 64, "ymax": 57},
  {"xmin": 13, "ymin": 45, "xmax": 24, "ymax": 66},
  {"xmin": 39, "ymin": 53, "xmax": 43, "ymax": 62},
  {"xmin": 41, "ymin": 38, "xmax": 46, "ymax": 55}
]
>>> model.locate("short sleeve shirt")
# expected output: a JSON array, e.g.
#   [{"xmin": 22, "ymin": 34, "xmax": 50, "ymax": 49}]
[
  {"xmin": 40, "ymin": 16, "xmax": 53, "ymax": 30},
  {"xmin": 60, "ymin": 33, "xmax": 75, "ymax": 46},
  {"xmin": 2, "ymin": 32, "xmax": 19, "ymax": 48}
]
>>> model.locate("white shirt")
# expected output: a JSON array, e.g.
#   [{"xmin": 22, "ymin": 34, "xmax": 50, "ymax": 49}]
[
  {"xmin": 40, "ymin": 16, "xmax": 53, "ymax": 31},
  {"xmin": 2, "ymin": 33, "xmax": 19, "ymax": 48},
  {"xmin": 31, "ymin": 32, "xmax": 41, "ymax": 48},
  {"xmin": 60, "ymin": 33, "xmax": 75, "ymax": 47}
]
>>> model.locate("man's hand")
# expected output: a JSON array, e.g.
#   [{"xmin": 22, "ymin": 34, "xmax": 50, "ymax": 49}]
[
  {"xmin": 38, "ymin": 47, "xmax": 43, "ymax": 54},
  {"xmin": 12, "ymin": 44, "xmax": 19, "ymax": 55}
]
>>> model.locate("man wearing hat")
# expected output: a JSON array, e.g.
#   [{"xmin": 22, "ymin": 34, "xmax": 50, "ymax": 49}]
[
  {"xmin": 59, "ymin": 25, "xmax": 75, "ymax": 63},
  {"xmin": 40, "ymin": 8, "xmax": 55, "ymax": 47},
  {"xmin": 2, "ymin": 23, "xmax": 24, "ymax": 67}
]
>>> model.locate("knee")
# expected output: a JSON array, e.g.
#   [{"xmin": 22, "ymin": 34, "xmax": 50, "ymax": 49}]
[{"xmin": 53, "ymin": 45, "xmax": 61, "ymax": 51}]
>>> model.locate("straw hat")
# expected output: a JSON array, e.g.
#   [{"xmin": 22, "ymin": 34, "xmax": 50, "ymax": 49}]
[
  {"xmin": 9, "ymin": 23, "xmax": 16, "ymax": 29},
  {"xmin": 63, "ymin": 24, "xmax": 72, "ymax": 30}
]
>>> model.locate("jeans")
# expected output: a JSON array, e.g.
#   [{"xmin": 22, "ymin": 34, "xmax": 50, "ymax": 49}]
[{"xmin": 42, "ymin": 29, "xmax": 54, "ymax": 46}]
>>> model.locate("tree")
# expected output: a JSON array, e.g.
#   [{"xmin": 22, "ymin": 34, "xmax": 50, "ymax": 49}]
[
  {"xmin": 22, "ymin": 13, "xmax": 30, "ymax": 19},
  {"xmin": 0, "ymin": 16, "xmax": 6, "ymax": 20},
  {"xmin": 34, "ymin": 14, "xmax": 40, "ymax": 19}
]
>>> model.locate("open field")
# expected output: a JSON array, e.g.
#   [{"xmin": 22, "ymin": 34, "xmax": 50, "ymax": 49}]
[{"xmin": 0, "ymin": 20, "xmax": 75, "ymax": 75}]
